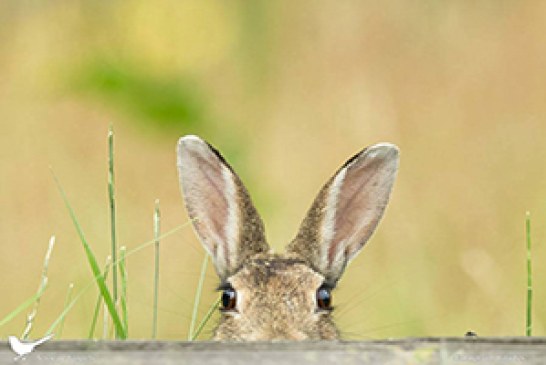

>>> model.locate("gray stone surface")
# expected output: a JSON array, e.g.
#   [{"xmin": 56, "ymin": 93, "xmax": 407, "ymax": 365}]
[{"xmin": 1, "ymin": 338, "xmax": 545, "ymax": 364}]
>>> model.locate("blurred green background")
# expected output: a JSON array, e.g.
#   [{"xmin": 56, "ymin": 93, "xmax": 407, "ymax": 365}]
[{"xmin": 1, "ymin": 1, "xmax": 545, "ymax": 340}]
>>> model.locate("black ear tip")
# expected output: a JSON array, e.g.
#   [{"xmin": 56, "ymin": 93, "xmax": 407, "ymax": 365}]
[
  {"xmin": 177, "ymin": 135, "xmax": 235, "ymax": 173},
  {"xmin": 342, "ymin": 142, "xmax": 399, "ymax": 169}
]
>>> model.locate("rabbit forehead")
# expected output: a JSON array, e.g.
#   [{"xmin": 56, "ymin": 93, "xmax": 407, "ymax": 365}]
[{"xmin": 229, "ymin": 254, "xmax": 324, "ymax": 289}]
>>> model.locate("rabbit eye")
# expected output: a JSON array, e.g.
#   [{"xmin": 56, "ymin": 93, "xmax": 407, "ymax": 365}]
[
  {"xmin": 221, "ymin": 286, "xmax": 237, "ymax": 311},
  {"xmin": 316, "ymin": 285, "xmax": 332, "ymax": 311}
]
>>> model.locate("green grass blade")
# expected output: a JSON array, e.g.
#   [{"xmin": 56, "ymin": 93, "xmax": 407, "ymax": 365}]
[
  {"xmin": 45, "ymin": 287, "xmax": 86, "ymax": 336},
  {"xmin": 152, "ymin": 199, "xmax": 160, "ymax": 339},
  {"xmin": 44, "ymin": 221, "xmax": 193, "ymax": 337},
  {"xmin": 0, "ymin": 292, "xmax": 44, "ymax": 328},
  {"xmin": 124, "ymin": 223, "xmax": 190, "ymax": 258},
  {"xmin": 525, "ymin": 211, "xmax": 533, "ymax": 336},
  {"xmin": 191, "ymin": 297, "xmax": 221, "ymax": 341},
  {"xmin": 50, "ymin": 168, "xmax": 126, "ymax": 339},
  {"xmin": 21, "ymin": 235, "xmax": 55, "ymax": 340},
  {"xmin": 108, "ymin": 126, "xmax": 119, "ymax": 338},
  {"xmin": 88, "ymin": 293, "xmax": 103, "ymax": 339},
  {"xmin": 88, "ymin": 256, "xmax": 111, "ymax": 339},
  {"xmin": 57, "ymin": 283, "xmax": 74, "ymax": 338},
  {"xmin": 188, "ymin": 253, "xmax": 209, "ymax": 340},
  {"xmin": 120, "ymin": 246, "xmax": 128, "ymax": 336},
  {"xmin": 103, "ymin": 302, "xmax": 110, "ymax": 339}
]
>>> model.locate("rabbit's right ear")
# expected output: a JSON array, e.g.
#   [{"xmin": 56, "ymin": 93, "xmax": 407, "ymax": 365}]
[
  {"xmin": 177, "ymin": 136, "xmax": 269, "ymax": 280},
  {"xmin": 287, "ymin": 143, "xmax": 399, "ymax": 286}
]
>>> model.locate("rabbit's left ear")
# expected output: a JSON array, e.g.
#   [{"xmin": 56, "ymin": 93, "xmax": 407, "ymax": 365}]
[
  {"xmin": 287, "ymin": 143, "xmax": 399, "ymax": 285},
  {"xmin": 177, "ymin": 136, "xmax": 270, "ymax": 280}
]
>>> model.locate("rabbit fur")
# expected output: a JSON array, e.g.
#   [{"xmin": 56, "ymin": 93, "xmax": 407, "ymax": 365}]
[{"xmin": 177, "ymin": 135, "xmax": 399, "ymax": 341}]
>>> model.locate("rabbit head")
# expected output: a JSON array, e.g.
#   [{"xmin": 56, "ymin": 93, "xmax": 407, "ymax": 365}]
[{"xmin": 177, "ymin": 135, "xmax": 399, "ymax": 341}]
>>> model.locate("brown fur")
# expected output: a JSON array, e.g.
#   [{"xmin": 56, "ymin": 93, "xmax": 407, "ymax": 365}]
[
  {"xmin": 177, "ymin": 136, "xmax": 398, "ymax": 341},
  {"xmin": 233, "ymin": 180, "xmax": 269, "ymax": 278},
  {"xmin": 214, "ymin": 253, "xmax": 339, "ymax": 341},
  {"xmin": 286, "ymin": 178, "xmax": 334, "ymax": 283}
]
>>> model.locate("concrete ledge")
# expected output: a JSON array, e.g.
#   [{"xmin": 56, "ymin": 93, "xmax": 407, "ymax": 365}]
[{"xmin": 2, "ymin": 337, "xmax": 545, "ymax": 364}]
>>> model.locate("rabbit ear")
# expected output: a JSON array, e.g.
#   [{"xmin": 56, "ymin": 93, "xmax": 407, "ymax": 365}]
[
  {"xmin": 177, "ymin": 136, "xmax": 269, "ymax": 280},
  {"xmin": 286, "ymin": 143, "xmax": 399, "ymax": 285}
]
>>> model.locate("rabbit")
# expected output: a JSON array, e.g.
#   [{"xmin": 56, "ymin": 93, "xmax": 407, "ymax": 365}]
[{"xmin": 177, "ymin": 135, "xmax": 399, "ymax": 341}]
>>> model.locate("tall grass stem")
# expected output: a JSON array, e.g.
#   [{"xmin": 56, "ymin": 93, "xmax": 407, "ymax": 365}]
[
  {"xmin": 120, "ymin": 246, "xmax": 128, "ymax": 336},
  {"xmin": 50, "ymin": 167, "xmax": 126, "ymax": 338},
  {"xmin": 88, "ymin": 257, "xmax": 111, "ymax": 339},
  {"xmin": 188, "ymin": 254, "xmax": 209, "ymax": 340},
  {"xmin": 525, "ymin": 211, "xmax": 532, "ymax": 336},
  {"xmin": 57, "ymin": 283, "xmax": 74, "ymax": 338},
  {"xmin": 103, "ymin": 302, "xmax": 110, "ymax": 339},
  {"xmin": 152, "ymin": 199, "xmax": 160, "ymax": 339},
  {"xmin": 108, "ymin": 126, "xmax": 119, "ymax": 338},
  {"xmin": 191, "ymin": 298, "xmax": 220, "ymax": 341},
  {"xmin": 43, "ymin": 222, "xmax": 192, "ymax": 337},
  {"xmin": 0, "ymin": 293, "xmax": 43, "ymax": 329},
  {"xmin": 21, "ymin": 235, "xmax": 55, "ymax": 340}
]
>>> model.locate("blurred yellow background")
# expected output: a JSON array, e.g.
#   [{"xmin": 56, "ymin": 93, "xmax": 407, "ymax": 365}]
[{"xmin": 1, "ymin": 1, "xmax": 545, "ymax": 339}]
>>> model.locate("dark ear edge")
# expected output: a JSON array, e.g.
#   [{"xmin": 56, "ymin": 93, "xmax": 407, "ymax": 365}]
[
  {"xmin": 177, "ymin": 135, "xmax": 270, "ymax": 280},
  {"xmin": 286, "ymin": 143, "xmax": 399, "ymax": 285}
]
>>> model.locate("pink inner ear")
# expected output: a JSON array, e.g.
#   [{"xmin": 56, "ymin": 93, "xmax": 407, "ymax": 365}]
[
  {"xmin": 328, "ymin": 158, "xmax": 390, "ymax": 264},
  {"xmin": 197, "ymin": 155, "xmax": 228, "ymax": 239},
  {"xmin": 178, "ymin": 135, "xmax": 270, "ymax": 279},
  {"xmin": 184, "ymin": 153, "xmax": 231, "ymax": 266}
]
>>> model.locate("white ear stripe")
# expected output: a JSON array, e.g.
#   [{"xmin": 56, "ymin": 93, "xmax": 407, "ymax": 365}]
[
  {"xmin": 318, "ymin": 142, "xmax": 398, "ymax": 277},
  {"xmin": 222, "ymin": 165, "xmax": 240, "ymax": 270},
  {"xmin": 320, "ymin": 167, "xmax": 346, "ymax": 270}
]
